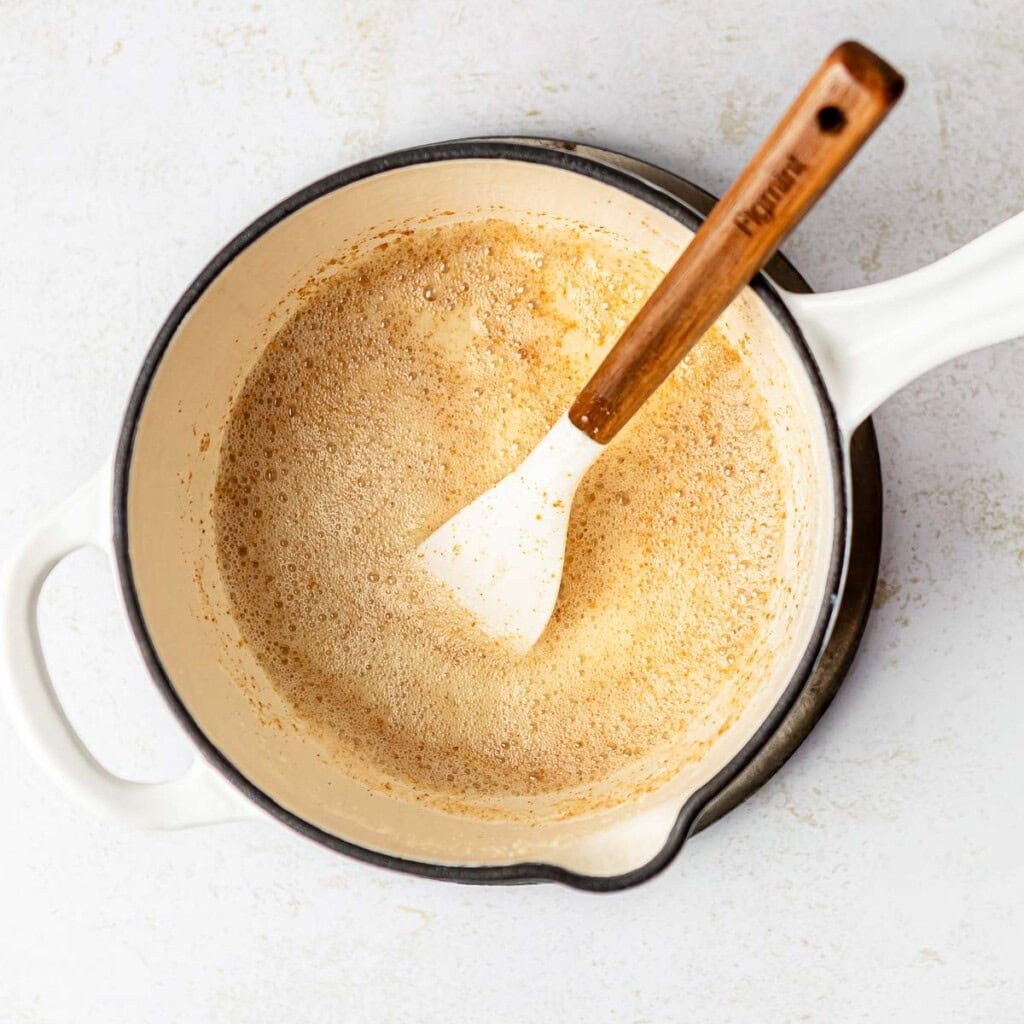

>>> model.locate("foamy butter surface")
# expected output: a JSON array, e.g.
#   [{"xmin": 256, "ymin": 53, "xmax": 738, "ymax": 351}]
[{"xmin": 213, "ymin": 220, "xmax": 786, "ymax": 818}]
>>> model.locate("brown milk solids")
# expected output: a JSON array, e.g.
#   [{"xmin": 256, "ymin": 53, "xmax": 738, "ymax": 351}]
[{"xmin": 212, "ymin": 219, "xmax": 787, "ymax": 818}]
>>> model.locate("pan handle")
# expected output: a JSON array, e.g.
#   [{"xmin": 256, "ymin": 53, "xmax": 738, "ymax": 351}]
[
  {"xmin": 0, "ymin": 467, "xmax": 255, "ymax": 829},
  {"xmin": 782, "ymin": 210, "xmax": 1024, "ymax": 434}
]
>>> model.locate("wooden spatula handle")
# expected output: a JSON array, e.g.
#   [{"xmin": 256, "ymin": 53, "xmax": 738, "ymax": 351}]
[{"xmin": 569, "ymin": 41, "xmax": 904, "ymax": 443}]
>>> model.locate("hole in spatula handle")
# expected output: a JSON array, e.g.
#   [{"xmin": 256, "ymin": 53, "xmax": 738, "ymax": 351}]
[{"xmin": 817, "ymin": 105, "xmax": 847, "ymax": 134}]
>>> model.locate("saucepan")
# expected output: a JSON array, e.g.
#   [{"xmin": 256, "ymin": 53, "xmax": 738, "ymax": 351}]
[{"xmin": 2, "ymin": 140, "xmax": 1022, "ymax": 890}]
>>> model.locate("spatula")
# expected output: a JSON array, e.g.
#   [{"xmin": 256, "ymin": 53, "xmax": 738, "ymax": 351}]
[{"xmin": 418, "ymin": 41, "xmax": 904, "ymax": 652}]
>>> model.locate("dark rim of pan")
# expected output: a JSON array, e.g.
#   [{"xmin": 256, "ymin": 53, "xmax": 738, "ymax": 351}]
[{"xmin": 111, "ymin": 138, "xmax": 848, "ymax": 892}]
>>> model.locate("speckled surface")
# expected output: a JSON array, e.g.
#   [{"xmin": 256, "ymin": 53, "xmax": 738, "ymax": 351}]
[{"xmin": 1, "ymin": 2, "xmax": 1022, "ymax": 1021}]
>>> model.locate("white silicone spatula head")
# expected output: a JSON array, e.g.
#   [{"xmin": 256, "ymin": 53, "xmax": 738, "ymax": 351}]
[
  {"xmin": 418, "ymin": 415, "xmax": 602, "ymax": 651},
  {"xmin": 418, "ymin": 42, "xmax": 904, "ymax": 651}
]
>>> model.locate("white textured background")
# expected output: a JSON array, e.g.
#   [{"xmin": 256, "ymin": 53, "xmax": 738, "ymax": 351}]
[{"xmin": 1, "ymin": 1, "xmax": 1022, "ymax": 1021}]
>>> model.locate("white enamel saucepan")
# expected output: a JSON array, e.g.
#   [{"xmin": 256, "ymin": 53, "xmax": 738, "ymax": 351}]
[{"xmin": 3, "ymin": 139, "xmax": 1022, "ymax": 891}]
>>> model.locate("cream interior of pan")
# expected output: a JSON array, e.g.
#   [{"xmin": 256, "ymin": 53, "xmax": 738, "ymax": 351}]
[{"xmin": 127, "ymin": 158, "xmax": 837, "ymax": 876}]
